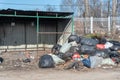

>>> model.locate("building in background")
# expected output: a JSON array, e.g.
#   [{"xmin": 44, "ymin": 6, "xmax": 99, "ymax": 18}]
[{"xmin": 0, "ymin": 9, "xmax": 73, "ymax": 50}]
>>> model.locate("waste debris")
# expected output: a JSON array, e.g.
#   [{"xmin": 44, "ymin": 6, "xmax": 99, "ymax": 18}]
[{"xmin": 38, "ymin": 34, "xmax": 120, "ymax": 71}]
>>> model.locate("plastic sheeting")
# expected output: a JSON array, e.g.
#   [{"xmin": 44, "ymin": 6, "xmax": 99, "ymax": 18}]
[
  {"xmin": 60, "ymin": 42, "xmax": 72, "ymax": 53},
  {"xmin": 49, "ymin": 54, "xmax": 65, "ymax": 65},
  {"xmin": 90, "ymin": 56, "xmax": 103, "ymax": 68}
]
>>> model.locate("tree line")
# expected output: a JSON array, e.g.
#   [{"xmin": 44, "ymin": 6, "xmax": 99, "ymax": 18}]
[{"xmin": 46, "ymin": 0, "xmax": 120, "ymax": 18}]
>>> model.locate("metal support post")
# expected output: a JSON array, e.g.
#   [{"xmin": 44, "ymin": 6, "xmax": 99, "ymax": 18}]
[
  {"xmin": 36, "ymin": 12, "xmax": 39, "ymax": 57},
  {"xmin": 72, "ymin": 15, "xmax": 74, "ymax": 34}
]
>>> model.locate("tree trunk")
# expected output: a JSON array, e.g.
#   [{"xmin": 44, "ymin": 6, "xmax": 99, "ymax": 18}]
[
  {"xmin": 84, "ymin": 0, "xmax": 89, "ymax": 34},
  {"xmin": 112, "ymin": 0, "xmax": 117, "ymax": 35}
]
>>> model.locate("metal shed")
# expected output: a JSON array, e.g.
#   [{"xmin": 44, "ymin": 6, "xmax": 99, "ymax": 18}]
[{"xmin": 0, "ymin": 9, "xmax": 74, "ymax": 50}]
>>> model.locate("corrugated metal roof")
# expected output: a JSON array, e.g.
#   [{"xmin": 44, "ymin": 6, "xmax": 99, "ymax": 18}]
[{"xmin": 0, "ymin": 8, "xmax": 73, "ymax": 17}]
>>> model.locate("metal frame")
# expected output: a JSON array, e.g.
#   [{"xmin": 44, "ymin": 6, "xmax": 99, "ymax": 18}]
[{"xmin": 0, "ymin": 11, "xmax": 74, "ymax": 50}]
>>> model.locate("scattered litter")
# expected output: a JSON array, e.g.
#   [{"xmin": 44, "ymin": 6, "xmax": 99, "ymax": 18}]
[{"xmin": 0, "ymin": 57, "xmax": 4, "ymax": 64}]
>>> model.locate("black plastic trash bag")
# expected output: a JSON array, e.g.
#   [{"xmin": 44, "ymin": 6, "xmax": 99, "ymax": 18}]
[
  {"xmin": 109, "ymin": 51, "xmax": 120, "ymax": 58},
  {"xmin": 94, "ymin": 49, "xmax": 110, "ymax": 58},
  {"xmin": 109, "ymin": 51, "xmax": 120, "ymax": 64},
  {"xmin": 56, "ymin": 52, "xmax": 73, "ymax": 61},
  {"xmin": 23, "ymin": 58, "xmax": 31, "ymax": 63},
  {"xmin": 110, "ymin": 45, "xmax": 120, "ymax": 51},
  {"xmin": 68, "ymin": 46, "xmax": 78, "ymax": 53},
  {"xmin": 55, "ymin": 52, "xmax": 64, "ymax": 59},
  {"xmin": 51, "ymin": 44, "xmax": 61, "ymax": 54},
  {"xmin": 0, "ymin": 57, "xmax": 4, "ymax": 64},
  {"xmin": 38, "ymin": 54, "xmax": 55, "ymax": 68},
  {"xmin": 109, "ymin": 40, "xmax": 120, "ymax": 46},
  {"xmin": 99, "ymin": 38, "xmax": 107, "ymax": 44},
  {"xmin": 68, "ymin": 34, "xmax": 80, "ymax": 43},
  {"xmin": 80, "ymin": 45, "xmax": 96, "ymax": 54},
  {"xmin": 81, "ymin": 38, "xmax": 99, "ymax": 46}
]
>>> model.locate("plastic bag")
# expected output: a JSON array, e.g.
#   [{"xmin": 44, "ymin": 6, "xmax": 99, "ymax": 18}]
[
  {"xmin": 68, "ymin": 34, "xmax": 80, "ymax": 43},
  {"xmin": 49, "ymin": 54, "xmax": 65, "ymax": 65},
  {"xmin": 70, "ymin": 41, "xmax": 78, "ymax": 46},
  {"xmin": 109, "ymin": 51, "xmax": 120, "ymax": 58},
  {"xmin": 56, "ymin": 52, "xmax": 73, "ymax": 61},
  {"xmin": 80, "ymin": 45, "xmax": 95, "ymax": 54},
  {"xmin": 51, "ymin": 44, "xmax": 61, "ymax": 54},
  {"xmin": 0, "ymin": 57, "xmax": 4, "ymax": 64},
  {"xmin": 109, "ymin": 40, "xmax": 120, "ymax": 46},
  {"xmin": 96, "ymin": 44, "xmax": 105, "ymax": 50},
  {"xmin": 81, "ymin": 38, "xmax": 99, "ymax": 46},
  {"xmin": 104, "ymin": 42, "xmax": 113, "ymax": 49},
  {"xmin": 38, "ymin": 54, "xmax": 55, "ymax": 68},
  {"xmin": 90, "ymin": 56, "xmax": 103, "ymax": 68},
  {"xmin": 110, "ymin": 45, "xmax": 120, "ymax": 51},
  {"xmin": 82, "ymin": 58, "xmax": 91, "ymax": 68},
  {"xmin": 101, "ymin": 58, "xmax": 115, "ymax": 66},
  {"xmin": 95, "ymin": 49, "xmax": 110, "ymax": 58},
  {"xmin": 99, "ymin": 38, "xmax": 107, "ymax": 44},
  {"xmin": 60, "ymin": 43, "xmax": 71, "ymax": 53}
]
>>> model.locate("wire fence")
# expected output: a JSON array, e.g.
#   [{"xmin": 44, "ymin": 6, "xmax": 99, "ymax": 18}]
[
  {"xmin": 74, "ymin": 17, "xmax": 120, "ymax": 36},
  {"xmin": 57, "ymin": 19, "xmax": 72, "ymax": 45}
]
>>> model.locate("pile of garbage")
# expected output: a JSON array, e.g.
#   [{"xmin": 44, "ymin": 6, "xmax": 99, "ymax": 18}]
[{"xmin": 38, "ymin": 34, "xmax": 120, "ymax": 70}]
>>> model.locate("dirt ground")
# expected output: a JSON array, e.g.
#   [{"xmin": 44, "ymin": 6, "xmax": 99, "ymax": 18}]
[
  {"xmin": 0, "ymin": 68, "xmax": 120, "ymax": 80},
  {"xmin": 0, "ymin": 50, "xmax": 120, "ymax": 80}
]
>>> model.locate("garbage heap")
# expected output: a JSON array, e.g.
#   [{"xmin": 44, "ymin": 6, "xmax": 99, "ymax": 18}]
[{"xmin": 38, "ymin": 34, "xmax": 120, "ymax": 70}]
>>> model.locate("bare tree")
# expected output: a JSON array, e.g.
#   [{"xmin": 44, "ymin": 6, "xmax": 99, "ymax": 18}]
[
  {"xmin": 76, "ymin": 0, "xmax": 84, "ymax": 17},
  {"xmin": 84, "ymin": 0, "xmax": 89, "ymax": 34},
  {"xmin": 60, "ymin": 0, "xmax": 76, "ymax": 12},
  {"xmin": 89, "ymin": 0, "xmax": 102, "ymax": 17},
  {"xmin": 84, "ymin": 0, "xmax": 89, "ymax": 17},
  {"xmin": 107, "ymin": 0, "xmax": 111, "ymax": 16},
  {"xmin": 112, "ymin": 0, "xmax": 117, "ymax": 34},
  {"xmin": 116, "ymin": 0, "xmax": 120, "ymax": 16}
]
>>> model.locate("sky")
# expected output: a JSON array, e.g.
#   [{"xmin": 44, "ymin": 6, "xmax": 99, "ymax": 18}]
[{"xmin": 0, "ymin": 0, "xmax": 61, "ymax": 11}]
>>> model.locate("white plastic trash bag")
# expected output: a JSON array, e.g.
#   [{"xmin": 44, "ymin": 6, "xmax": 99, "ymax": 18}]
[
  {"xmin": 101, "ymin": 58, "xmax": 115, "ymax": 66},
  {"xmin": 49, "ymin": 54, "xmax": 65, "ymax": 65},
  {"xmin": 90, "ymin": 56, "xmax": 103, "ymax": 68},
  {"xmin": 70, "ymin": 41, "xmax": 78, "ymax": 46},
  {"xmin": 104, "ymin": 42, "xmax": 113, "ymax": 49},
  {"xmin": 60, "ymin": 42, "xmax": 72, "ymax": 53}
]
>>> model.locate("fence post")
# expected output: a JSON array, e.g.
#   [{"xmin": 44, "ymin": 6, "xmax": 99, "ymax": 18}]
[
  {"xmin": 72, "ymin": 15, "xmax": 74, "ymax": 34},
  {"xmin": 108, "ymin": 16, "xmax": 111, "ymax": 34},
  {"xmin": 90, "ymin": 17, "xmax": 93, "ymax": 33}
]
